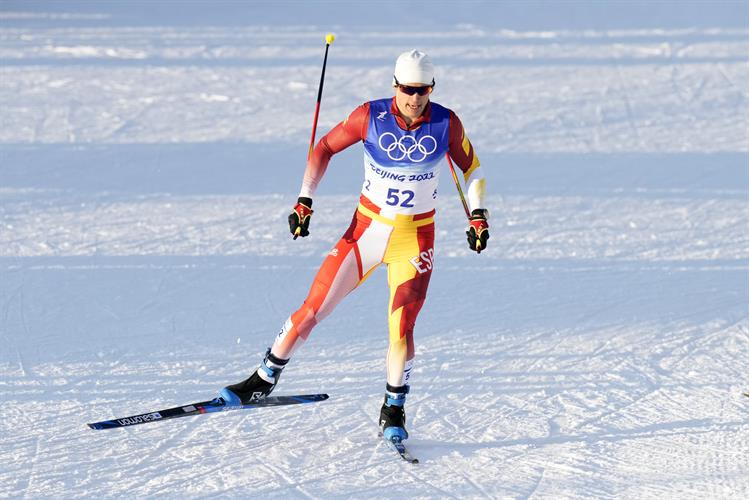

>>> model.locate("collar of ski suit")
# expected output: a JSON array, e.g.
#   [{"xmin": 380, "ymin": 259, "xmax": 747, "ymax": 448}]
[{"xmin": 389, "ymin": 96, "xmax": 432, "ymax": 131}]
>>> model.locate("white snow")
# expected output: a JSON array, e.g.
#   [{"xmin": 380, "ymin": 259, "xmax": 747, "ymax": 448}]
[{"xmin": 1, "ymin": 1, "xmax": 748, "ymax": 498}]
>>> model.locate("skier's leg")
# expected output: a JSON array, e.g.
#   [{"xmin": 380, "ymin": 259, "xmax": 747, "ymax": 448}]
[
  {"xmin": 271, "ymin": 212, "xmax": 391, "ymax": 360},
  {"xmin": 221, "ymin": 211, "xmax": 387, "ymax": 404},
  {"xmin": 384, "ymin": 222, "xmax": 434, "ymax": 388},
  {"xmin": 379, "ymin": 220, "xmax": 434, "ymax": 438}
]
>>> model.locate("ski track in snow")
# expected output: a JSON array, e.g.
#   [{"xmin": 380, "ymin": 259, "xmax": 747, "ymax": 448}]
[{"xmin": 1, "ymin": 2, "xmax": 748, "ymax": 498}]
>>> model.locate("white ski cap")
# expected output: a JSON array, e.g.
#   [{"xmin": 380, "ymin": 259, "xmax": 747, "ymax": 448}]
[{"xmin": 392, "ymin": 49, "xmax": 435, "ymax": 86}]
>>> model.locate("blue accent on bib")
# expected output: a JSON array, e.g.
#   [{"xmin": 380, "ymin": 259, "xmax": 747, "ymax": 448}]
[{"xmin": 364, "ymin": 98, "xmax": 450, "ymax": 170}]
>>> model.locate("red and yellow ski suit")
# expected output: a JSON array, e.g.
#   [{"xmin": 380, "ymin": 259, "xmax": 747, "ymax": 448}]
[{"xmin": 271, "ymin": 97, "xmax": 484, "ymax": 387}]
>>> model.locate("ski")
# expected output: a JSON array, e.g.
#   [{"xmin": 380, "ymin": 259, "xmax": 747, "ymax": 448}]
[
  {"xmin": 379, "ymin": 432, "xmax": 419, "ymax": 464},
  {"xmin": 87, "ymin": 393, "xmax": 329, "ymax": 430},
  {"xmin": 384, "ymin": 437, "xmax": 419, "ymax": 464}
]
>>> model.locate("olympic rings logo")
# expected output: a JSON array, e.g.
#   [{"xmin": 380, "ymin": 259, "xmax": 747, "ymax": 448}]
[{"xmin": 378, "ymin": 132, "xmax": 437, "ymax": 163}]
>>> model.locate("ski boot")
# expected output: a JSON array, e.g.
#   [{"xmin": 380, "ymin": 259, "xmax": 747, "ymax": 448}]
[
  {"xmin": 379, "ymin": 384, "xmax": 409, "ymax": 441},
  {"xmin": 220, "ymin": 348, "xmax": 288, "ymax": 405}
]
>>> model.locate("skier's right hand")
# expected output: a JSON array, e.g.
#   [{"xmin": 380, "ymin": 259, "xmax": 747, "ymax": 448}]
[{"xmin": 289, "ymin": 197, "xmax": 313, "ymax": 239}]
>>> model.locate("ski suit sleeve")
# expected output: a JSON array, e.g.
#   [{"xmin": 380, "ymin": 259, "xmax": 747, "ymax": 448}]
[
  {"xmin": 447, "ymin": 110, "xmax": 486, "ymax": 212},
  {"xmin": 299, "ymin": 103, "xmax": 370, "ymax": 198}
]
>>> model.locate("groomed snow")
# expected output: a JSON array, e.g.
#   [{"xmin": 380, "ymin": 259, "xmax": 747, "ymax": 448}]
[{"xmin": 1, "ymin": 1, "xmax": 747, "ymax": 498}]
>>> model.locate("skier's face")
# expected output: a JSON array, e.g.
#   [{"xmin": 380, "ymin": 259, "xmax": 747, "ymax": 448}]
[{"xmin": 394, "ymin": 83, "xmax": 431, "ymax": 123}]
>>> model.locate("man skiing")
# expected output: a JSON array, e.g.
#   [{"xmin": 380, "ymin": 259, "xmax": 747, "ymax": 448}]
[{"xmin": 221, "ymin": 50, "xmax": 489, "ymax": 442}]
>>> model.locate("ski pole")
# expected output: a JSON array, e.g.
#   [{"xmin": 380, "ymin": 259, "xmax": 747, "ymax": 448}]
[
  {"xmin": 446, "ymin": 153, "xmax": 471, "ymax": 220},
  {"xmin": 295, "ymin": 33, "xmax": 335, "ymax": 240},
  {"xmin": 307, "ymin": 33, "xmax": 335, "ymax": 161},
  {"xmin": 447, "ymin": 154, "xmax": 486, "ymax": 251}
]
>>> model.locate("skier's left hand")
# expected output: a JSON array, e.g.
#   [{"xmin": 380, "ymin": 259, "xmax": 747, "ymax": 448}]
[{"xmin": 466, "ymin": 209, "xmax": 489, "ymax": 253}]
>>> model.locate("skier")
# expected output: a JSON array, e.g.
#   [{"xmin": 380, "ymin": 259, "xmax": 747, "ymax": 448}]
[{"xmin": 220, "ymin": 50, "xmax": 489, "ymax": 442}]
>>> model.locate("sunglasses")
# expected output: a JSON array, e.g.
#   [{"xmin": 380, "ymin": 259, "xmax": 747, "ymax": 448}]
[
  {"xmin": 398, "ymin": 85, "xmax": 434, "ymax": 96},
  {"xmin": 394, "ymin": 76, "xmax": 435, "ymax": 96}
]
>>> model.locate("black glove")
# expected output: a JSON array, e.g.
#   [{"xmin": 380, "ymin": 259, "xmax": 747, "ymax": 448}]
[
  {"xmin": 466, "ymin": 208, "xmax": 489, "ymax": 253},
  {"xmin": 288, "ymin": 197, "xmax": 313, "ymax": 239}
]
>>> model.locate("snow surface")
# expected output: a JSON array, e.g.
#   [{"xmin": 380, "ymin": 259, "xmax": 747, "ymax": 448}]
[{"xmin": 1, "ymin": 1, "xmax": 748, "ymax": 498}]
